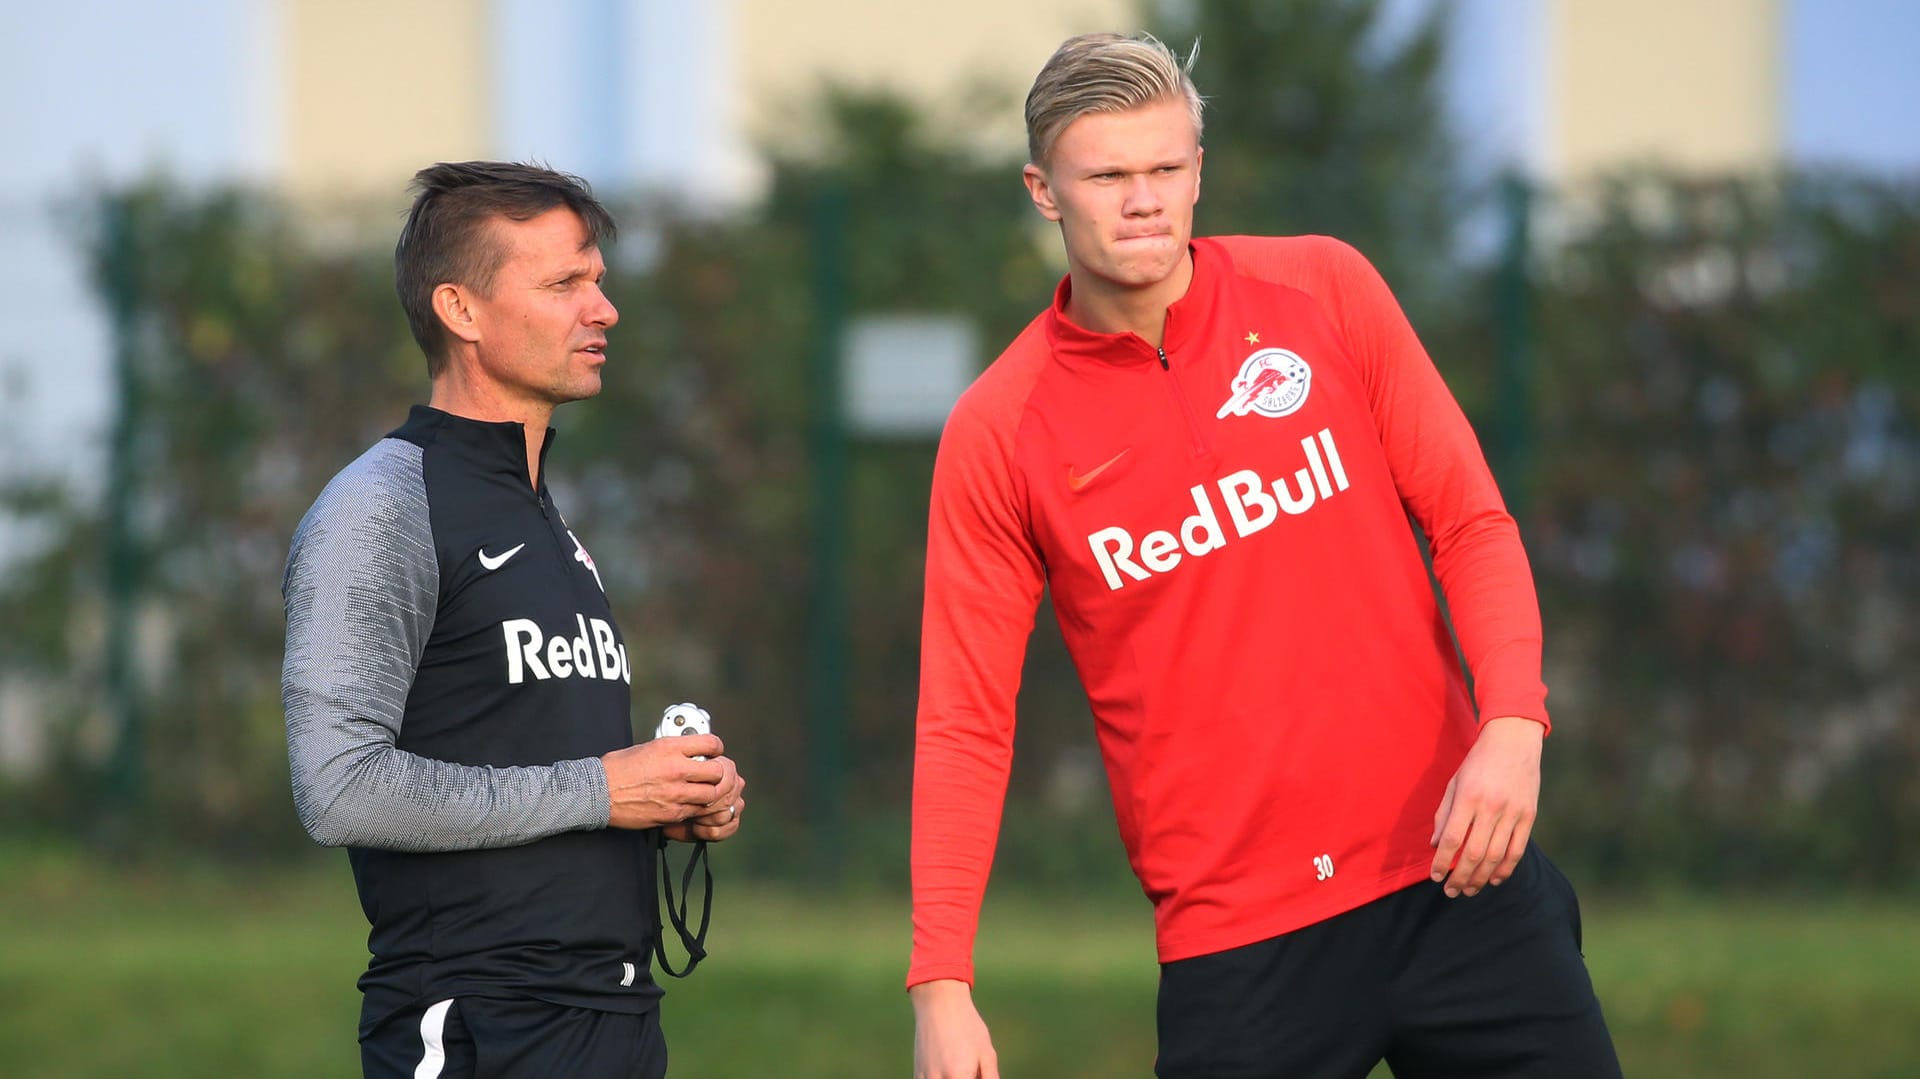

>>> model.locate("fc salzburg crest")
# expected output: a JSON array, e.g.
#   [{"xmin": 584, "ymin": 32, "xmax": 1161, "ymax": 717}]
[
  {"xmin": 1216, "ymin": 348, "xmax": 1312, "ymax": 420},
  {"xmin": 567, "ymin": 528, "xmax": 605, "ymax": 592}
]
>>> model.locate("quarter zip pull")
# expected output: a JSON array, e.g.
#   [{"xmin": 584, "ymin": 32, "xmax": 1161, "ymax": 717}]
[{"xmin": 1156, "ymin": 343, "xmax": 1210, "ymax": 458}]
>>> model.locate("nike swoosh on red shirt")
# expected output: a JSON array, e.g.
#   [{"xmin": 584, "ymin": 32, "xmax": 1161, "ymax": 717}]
[{"xmin": 1067, "ymin": 450, "xmax": 1130, "ymax": 492}]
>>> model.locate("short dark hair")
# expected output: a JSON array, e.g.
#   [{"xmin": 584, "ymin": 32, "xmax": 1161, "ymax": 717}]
[{"xmin": 395, "ymin": 161, "xmax": 617, "ymax": 376}]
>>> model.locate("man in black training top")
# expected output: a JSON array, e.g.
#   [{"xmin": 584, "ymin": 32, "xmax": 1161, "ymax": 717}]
[{"xmin": 281, "ymin": 160, "xmax": 747, "ymax": 1078}]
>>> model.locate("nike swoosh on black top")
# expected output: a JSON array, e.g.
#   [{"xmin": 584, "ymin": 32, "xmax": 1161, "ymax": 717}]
[{"xmin": 478, "ymin": 543, "xmax": 526, "ymax": 571}]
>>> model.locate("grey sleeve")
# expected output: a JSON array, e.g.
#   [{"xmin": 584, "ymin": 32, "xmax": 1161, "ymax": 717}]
[{"xmin": 280, "ymin": 439, "xmax": 611, "ymax": 851}]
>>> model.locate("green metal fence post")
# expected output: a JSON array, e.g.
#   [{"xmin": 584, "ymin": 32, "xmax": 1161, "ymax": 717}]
[
  {"xmin": 1492, "ymin": 173, "xmax": 1536, "ymax": 518},
  {"xmin": 807, "ymin": 186, "xmax": 850, "ymax": 883},
  {"xmin": 99, "ymin": 193, "xmax": 145, "ymax": 827}
]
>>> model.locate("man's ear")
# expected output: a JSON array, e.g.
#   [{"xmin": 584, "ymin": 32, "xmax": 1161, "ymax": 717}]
[
  {"xmin": 1022, "ymin": 163, "xmax": 1063, "ymax": 223},
  {"xmin": 435, "ymin": 283, "xmax": 482, "ymax": 345},
  {"xmin": 1193, "ymin": 146, "xmax": 1204, "ymax": 203}
]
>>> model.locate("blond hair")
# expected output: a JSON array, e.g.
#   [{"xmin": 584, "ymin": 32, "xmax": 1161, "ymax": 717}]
[{"xmin": 1024, "ymin": 32, "xmax": 1204, "ymax": 165}]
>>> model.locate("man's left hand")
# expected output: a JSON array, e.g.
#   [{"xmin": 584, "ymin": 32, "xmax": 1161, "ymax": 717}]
[
  {"xmin": 1429, "ymin": 716, "xmax": 1544, "ymax": 897},
  {"xmin": 663, "ymin": 764, "xmax": 746, "ymax": 844}
]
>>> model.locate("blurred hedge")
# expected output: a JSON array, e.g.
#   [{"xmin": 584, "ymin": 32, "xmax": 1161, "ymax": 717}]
[
  {"xmin": 1, "ymin": 1, "xmax": 1914, "ymax": 892},
  {"xmin": 1520, "ymin": 173, "xmax": 1920, "ymax": 888}
]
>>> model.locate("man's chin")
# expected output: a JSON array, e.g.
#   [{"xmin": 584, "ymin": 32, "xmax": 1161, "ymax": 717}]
[
  {"xmin": 1105, "ymin": 255, "xmax": 1183, "ymax": 289},
  {"xmin": 549, "ymin": 374, "xmax": 604, "ymax": 405}
]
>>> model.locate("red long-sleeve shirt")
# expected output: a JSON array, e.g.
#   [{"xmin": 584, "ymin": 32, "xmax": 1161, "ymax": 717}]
[{"xmin": 908, "ymin": 235, "xmax": 1548, "ymax": 987}]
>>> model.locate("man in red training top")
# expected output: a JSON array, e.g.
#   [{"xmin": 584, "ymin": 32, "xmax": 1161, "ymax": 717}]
[{"xmin": 908, "ymin": 32, "xmax": 1621, "ymax": 1079}]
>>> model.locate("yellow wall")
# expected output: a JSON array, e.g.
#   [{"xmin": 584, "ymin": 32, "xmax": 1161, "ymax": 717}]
[
  {"xmin": 277, "ymin": 0, "xmax": 1785, "ymax": 196},
  {"xmin": 282, "ymin": 0, "xmax": 489, "ymax": 200},
  {"xmin": 736, "ymin": 0, "xmax": 1135, "ymax": 153},
  {"xmin": 1552, "ymin": 0, "xmax": 1779, "ymax": 178}
]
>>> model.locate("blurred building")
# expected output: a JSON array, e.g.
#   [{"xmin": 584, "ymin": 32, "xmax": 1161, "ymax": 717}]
[
  {"xmin": 133, "ymin": 0, "xmax": 1140, "ymax": 210},
  {"xmin": 1454, "ymin": 0, "xmax": 1920, "ymax": 180},
  {"xmin": 1445, "ymin": 0, "xmax": 1781, "ymax": 181},
  {"xmin": 1552, "ymin": 0, "xmax": 1779, "ymax": 179},
  {"xmin": 0, "ymin": 0, "xmax": 1134, "ymax": 498},
  {"xmin": 1, "ymin": 0, "xmax": 1916, "ymax": 525},
  {"xmin": 2, "ymin": 0, "xmax": 1918, "ymax": 777}
]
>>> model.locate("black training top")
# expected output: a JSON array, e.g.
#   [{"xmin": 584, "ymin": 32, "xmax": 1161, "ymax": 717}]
[{"xmin": 281, "ymin": 405, "xmax": 660, "ymax": 1034}]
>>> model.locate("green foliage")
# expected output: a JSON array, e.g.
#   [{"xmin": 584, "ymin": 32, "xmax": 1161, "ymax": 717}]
[
  {"xmin": 1, "ymin": 0, "xmax": 1914, "ymax": 893},
  {"xmin": 552, "ymin": 84, "xmax": 1069, "ymax": 843},
  {"xmin": 1521, "ymin": 172, "xmax": 1920, "ymax": 888},
  {"xmin": 1, "ymin": 186, "xmax": 421, "ymax": 844},
  {"xmin": 1146, "ymin": 0, "xmax": 1462, "ymax": 304}
]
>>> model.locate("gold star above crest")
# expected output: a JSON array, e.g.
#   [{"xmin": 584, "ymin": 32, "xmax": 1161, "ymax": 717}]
[{"xmin": 1245, "ymin": 331, "xmax": 1260, "ymax": 345}]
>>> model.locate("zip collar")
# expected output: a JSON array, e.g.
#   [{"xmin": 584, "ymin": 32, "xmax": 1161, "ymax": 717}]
[
  {"xmin": 390, "ymin": 404, "xmax": 557, "ymax": 493},
  {"xmin": 1044, "ymin": 238, "xmax": 1226, "ymax": 369}
]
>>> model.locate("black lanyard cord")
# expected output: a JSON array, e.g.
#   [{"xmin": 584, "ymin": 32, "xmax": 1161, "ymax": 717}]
[{"xmin": 654, "ymin": 837, "xmax": 713, "ymax": 978}]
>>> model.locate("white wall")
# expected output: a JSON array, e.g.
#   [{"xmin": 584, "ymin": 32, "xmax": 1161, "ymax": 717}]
[{"xmin": 491, "ymin": 0, "xmax": 750, "ymax": 205}]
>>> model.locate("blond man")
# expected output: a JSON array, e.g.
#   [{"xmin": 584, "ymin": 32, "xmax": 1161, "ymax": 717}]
[{"xmin": 907, "ymin": 34, "xmax": 1619, "ymax": 1079}]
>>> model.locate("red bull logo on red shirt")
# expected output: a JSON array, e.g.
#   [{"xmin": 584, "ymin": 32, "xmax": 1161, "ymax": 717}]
[
  {"xmin": 1217, "ymin": 348, "xmax": 1311, "ymax": 419},
  {"xmin": 1086, "ymin": 427, "xmax": 1350, "ymax": 591}
]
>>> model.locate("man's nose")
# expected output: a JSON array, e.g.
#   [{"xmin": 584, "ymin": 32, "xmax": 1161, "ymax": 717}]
[
  {"xmin": 1123, "ymin": 174, "xmax": 1162, "ymax": 215},
  {"xmin": 585, "ymin": 285, "xmax": 619, "ymax": 328}
]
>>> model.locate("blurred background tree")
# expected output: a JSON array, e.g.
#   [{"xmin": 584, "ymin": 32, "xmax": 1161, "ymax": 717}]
[
  {"xmin": 1524, "ymin": 173, "xmax": 1920, "ymax": 888},
  {"xmin": 1147, "ymin": 0, "xmax": 1462, "ymax": 301},
  {"xmin": 7, "ymin": 3, "xmax": 1920, "ymax": 1077},
  {"xmin": 0, "ymin": 0, "xmax": 1914, "ymax": 900}
]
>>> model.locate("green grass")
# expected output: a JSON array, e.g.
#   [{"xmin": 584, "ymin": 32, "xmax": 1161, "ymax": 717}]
[{"xmin": 2, "ymin": 844, "xmax": 1917, "ymax": 1077}]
